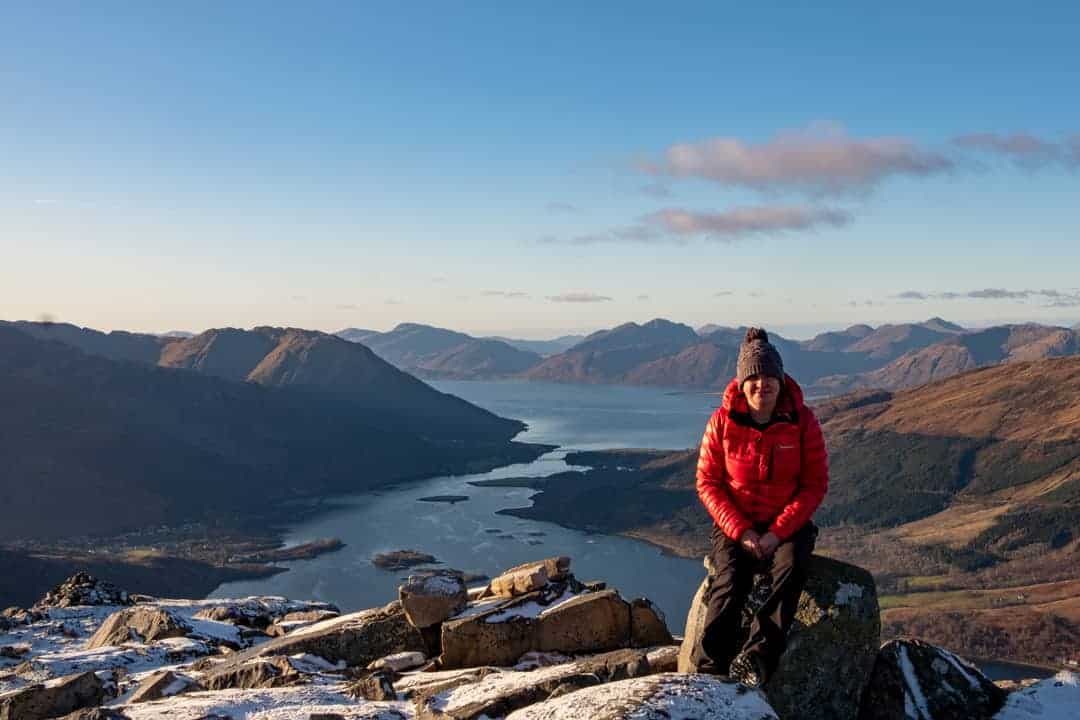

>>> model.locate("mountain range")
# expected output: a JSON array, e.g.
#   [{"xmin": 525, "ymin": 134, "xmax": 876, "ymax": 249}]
[
  {"xmin": 0, "ymin": 323, "xmax": 544, "ymax": 541},
  {"xmin": 336, "ymin": 317, "xmax": 1077, "ymax": 395}
]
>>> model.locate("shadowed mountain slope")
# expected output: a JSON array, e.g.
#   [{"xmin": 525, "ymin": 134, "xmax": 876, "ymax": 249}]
[
  {"xmin": 0, "ymin": 326, "xmax": 541, "ymax": 541},
  {"xmin": 0, "ymin": 320, "xmax": 170, "ymax": 365},
  {"xmin": 338, "ymin": 323, "xmax": 543, "ymax": 379},
  {"xmin": 160, "ymin": 327, "xmax": 525, "ymax": 442},
  {"xmin": 523, "ymin": 319, "xmax": 700, "ymax": 384}
]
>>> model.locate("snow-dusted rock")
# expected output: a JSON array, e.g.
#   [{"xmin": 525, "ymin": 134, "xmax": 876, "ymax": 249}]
[
  {"xmin": 680, "ymin": 554, "xmax": 880, "ymax": 720},
  {"xmin": 224, "ymin": 600, "xmax": 426, "ymax": 669},
  {"xmin": 202, "ymin": 655, "xmax": 305, "ymax": 691},
  {"xmin": 86, "ymin": 607, "xmax": 192, "ymax": 649},
  {"xmin": 858, "ymin": 638, "xmax": 1006, "ymax": 720},
  {"xmin": 504, "ymin": 672, "xmax": 779, "ymax": 720},
  {"xmin": 488, "ymin": 558, "xmax": 571, "ymax": 599},
  {"xmin": 280, "ymin": 609, "xmax": 340, "ymax": 625},
  {"xmin": 415, "ymin": 648, "xmax": 651, "ymax": 719},
  {"xmin": 127, "ymin": 670, "xmax": 202, "ymax": 704},
  {"xmin": 400, "ymin": 571, "xmax": 468, "ymax": 629},
  {"xmin": 0, "ymin": 670, "xmax": 107, "ymax": 720},
  {"xmin": 368, "ymin": 650, "xmax": 427, "ymax": 672}
]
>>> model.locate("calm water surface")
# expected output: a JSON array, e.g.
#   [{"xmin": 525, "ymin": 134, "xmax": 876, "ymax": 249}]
[{"xmin": 211, "ymin": 381, "xmax": 721, "ymax": 632}]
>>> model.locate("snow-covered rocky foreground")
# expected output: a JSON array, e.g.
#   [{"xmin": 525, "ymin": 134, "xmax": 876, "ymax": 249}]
[{"xmin": 1, "ymin": 561, "xmax": 1076, "ymax": 719}]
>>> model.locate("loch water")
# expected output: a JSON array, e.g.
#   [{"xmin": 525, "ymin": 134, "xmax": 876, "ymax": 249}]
[{"xmin": 211, "ymin": 380, "xmax": 720, "ymax": 633}]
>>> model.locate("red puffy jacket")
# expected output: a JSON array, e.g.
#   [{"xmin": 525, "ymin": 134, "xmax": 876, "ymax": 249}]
[{"xmin": 696, "ymin": 374, "xmax": 828, "ymax": 542}]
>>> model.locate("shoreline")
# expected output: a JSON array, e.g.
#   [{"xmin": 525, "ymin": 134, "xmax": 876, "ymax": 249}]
[{"xmin": 1, "ymin": 440, "xmax": 555, "ymax": 609}]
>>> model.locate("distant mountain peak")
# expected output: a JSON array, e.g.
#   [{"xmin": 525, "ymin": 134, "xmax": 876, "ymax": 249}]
[{"xmin": 919, "ymin": 317, "xmax": 966, "ymax": 333}]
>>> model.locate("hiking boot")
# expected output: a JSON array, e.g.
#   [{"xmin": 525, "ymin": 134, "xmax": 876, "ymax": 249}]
[{"xmin": 729, "ymin": 650, "xmax": 767, "ymax": 688}]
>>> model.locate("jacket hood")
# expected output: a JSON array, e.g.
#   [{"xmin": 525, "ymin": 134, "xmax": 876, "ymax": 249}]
[{"xmin": 722, "ymin": 373, "xmax": 807, "ymax": 414}]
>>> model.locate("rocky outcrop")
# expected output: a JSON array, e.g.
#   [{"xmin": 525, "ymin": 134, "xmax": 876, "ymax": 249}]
[
  {"xmin": 680, "ymin": 554, "xmax": 880, "ymax": 720},
  {"xmin": 400, "ymin": 571, "xmax": 468, "ymax": 629},
  {"xmin": 5, "ymin": 560, "xmax": 1049, "ymax": 720},
  {"xmin": 857, "ymin": 638, "xmax": 1007, "ymax": 720},
  {"xmin": 504, "ymin": 672, "xmax": 779, "ymax": 720},
  {"xmin": 86, "ymin": 606, "xmax": 191, "ymax": 649},
  {"xmin": 33, "ymin": 573, "xmax": 132, "ymax": 610},
  {"xmin": 0, "ymin": 671, "xmax": 107, "ymax": 720}
]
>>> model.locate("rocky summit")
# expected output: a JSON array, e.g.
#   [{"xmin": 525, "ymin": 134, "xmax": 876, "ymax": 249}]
[{"xmin": 0, "ymin": 560, "xmax": 1076, "ymax": 719}]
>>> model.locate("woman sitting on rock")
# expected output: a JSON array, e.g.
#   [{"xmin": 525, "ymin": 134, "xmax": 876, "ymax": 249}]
[{"xmin": 693, "ymin": 327, "xmax": 829, "ymax": 687}]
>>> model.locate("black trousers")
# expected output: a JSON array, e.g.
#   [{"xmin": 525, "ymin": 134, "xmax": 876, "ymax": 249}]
[{"xmin": 696, "ymin": 521, "xmax": 817, "ymax": 678}]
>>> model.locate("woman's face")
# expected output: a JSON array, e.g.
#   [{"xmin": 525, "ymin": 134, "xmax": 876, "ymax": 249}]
[{"xmin": 742, "ymin": 374, "xmax": 781, "ymax": 415}]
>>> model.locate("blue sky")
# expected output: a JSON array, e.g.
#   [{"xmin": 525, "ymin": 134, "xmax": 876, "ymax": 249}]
[{"xmin": 2, "ymin": 2, "xmax": 1078, "ymax": 339}]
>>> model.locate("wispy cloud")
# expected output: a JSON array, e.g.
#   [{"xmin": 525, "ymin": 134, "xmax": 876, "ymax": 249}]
[
  {"xmin": 481, "ymin": 290, "xmax": 530, "ymax": 299},
  {"xmin": 643, "ymin": 124, "xmax": 952, "ymax": 195},
  {"xmin": 336, "ymin": 303, "xmax": 359, "ymax": 310},
  {"xmin": 635, "ymin": 294, "xmax": 650, "ymax": 301},
  {"xmin": 894, "ymin": 288, "xmax": 1080, "ymax": 305},
  {"xmin": 643, "ymin": 206, "xmax": 851, "ymax": 238},
  {"xmin": 545, "ymin": 201, "xmax": 582, "ymax": 214},
  {"xmin": 562, "ymin": 205, "xmax": 849, "ymax": 246},
  {"xmin": 291, "ymin": 295, "xmax": 308, "ymax": 303},
  {"xmin": 546, "ymin": 292, "xmax": 613, "ymax": 303},
  {"xmin": 953, "ymin": 132, "xmax": 1079, "ymax": 169},
  {"xmin": 714, "ymin": 291, "xmax": 735, "ymax": 297}
]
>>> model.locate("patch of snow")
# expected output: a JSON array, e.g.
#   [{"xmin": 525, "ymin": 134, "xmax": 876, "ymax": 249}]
[
  {"xmin": 898, "ymin": 644, "xmax": 932, "ymax": 720},
  {"xmin": 187, "ymin": 618, "xmax": 242, "ymax": 645},
  {"xmin": 834, "ymin": 582, "xmax": 864, "ymax": 606},
  {"xmin": 939, "ymin": 647, "xmax": 983, "ymax": 690},
  {"xmin": 451, "ymin": 597, "xmax": 505, "ymax": 620},
  {"xmin": 483, "ymin": 589, "xmax": 579, "ymax": 624},
  {"xmin": 415, "ymin": 574, "xmax": 465, "ymax": 596},
  {"xmin": 994, "ymin": 671, "xmax": 1080, "ymax": 720}
]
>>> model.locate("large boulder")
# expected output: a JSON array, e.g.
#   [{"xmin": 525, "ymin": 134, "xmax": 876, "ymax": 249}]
[
  {"xmin": 415, "ymin": 648, "xmax": 652, "ymax": 719},
  {"xmin": 0, "ymin": 671, "xmax": 107, "ymax": 720},
  {"xmin": 535, "ymin": 590, "xmax": 631, "ymax": 654},
  {"xmin": 33, "ymin": 573, "xmax": 132, "ymax": 610},
  {"xmin": 222, "ymin": 599, "xmax": 425, "ymax": 669},
  {"xmin": 85, "ymin": 606, "xmax": 191, "ymax": 649},
  {"xmin": 504, "ymin": 672, "xmax": 779, "ymax": 720},
  {"xmin": 679, "ymin": 554, "xmax": 880, "ymax": 720},
  {"xmin": 400, "ymin": 571, "xmax": 469, "ymax": 629},
  {"xmin": 439, "ymin": 585, "xmax": 638, "ymax": 668},
  {"xmin": 857, "ymin": 638, "xmax": 1007, "ymax": 720}
]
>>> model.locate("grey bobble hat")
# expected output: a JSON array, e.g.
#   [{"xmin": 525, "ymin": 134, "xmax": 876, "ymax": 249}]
[{"xmin": 736, "ymin": 327, "xmax": 784, "ymax": 386}]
